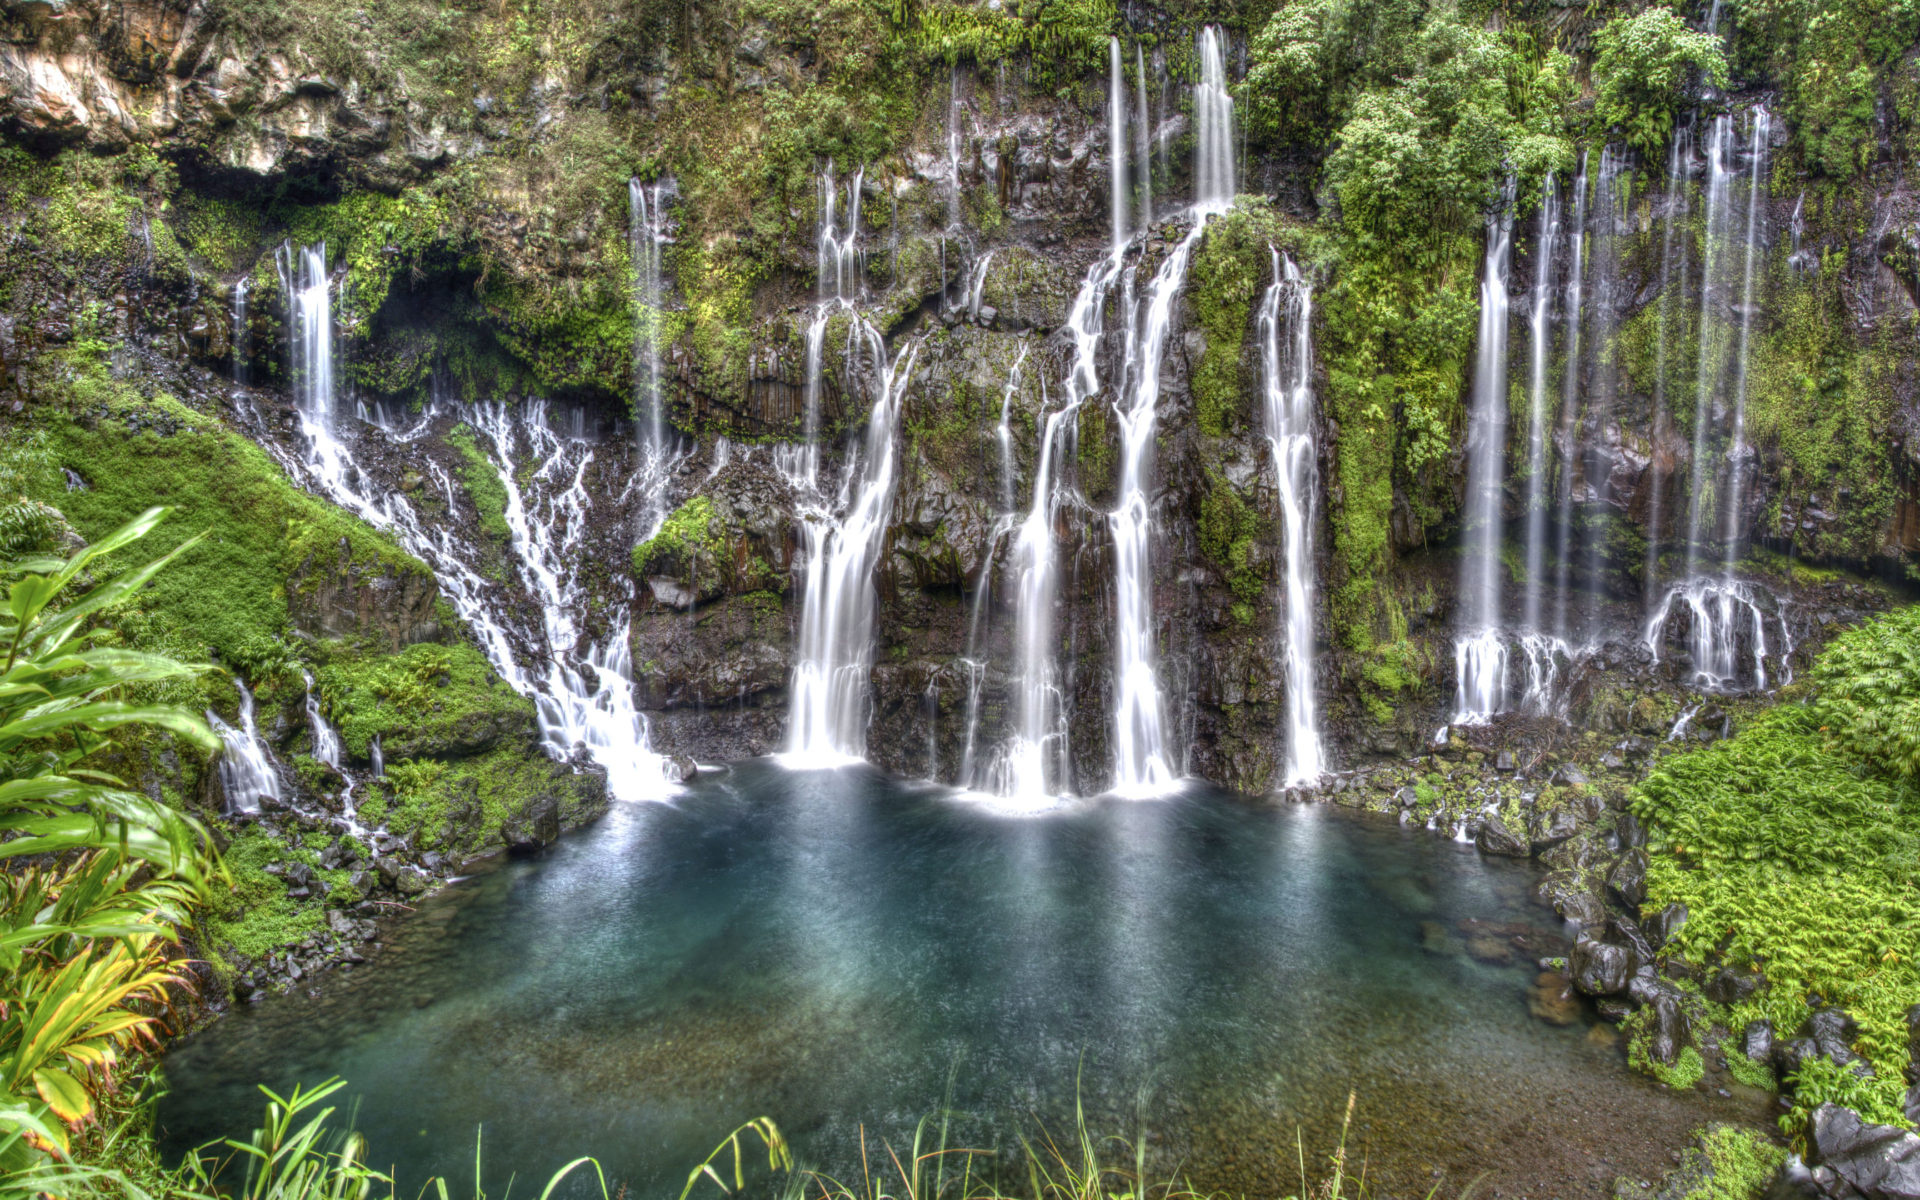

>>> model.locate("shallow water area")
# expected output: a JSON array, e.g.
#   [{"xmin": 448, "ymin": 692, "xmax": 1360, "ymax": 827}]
[{"xmin": 159, "ymin": 761, "xmax": 1760, "ymax": 1197}]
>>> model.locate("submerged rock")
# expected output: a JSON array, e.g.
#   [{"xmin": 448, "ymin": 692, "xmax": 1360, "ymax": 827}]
[{"xmin": 1475, "ymin": 814, "xmax": 1529, "ymax": 857}]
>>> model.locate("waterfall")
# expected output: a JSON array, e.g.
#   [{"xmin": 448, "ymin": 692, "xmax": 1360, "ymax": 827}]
[
  {"xmin": 1194, "ymin": 26, "xmax": 1236, "ymax": 211},
  {"xmin": 1258, "ymin": 252, "xmax": 1323, "ymax": 785},
  {"xmin": 1520, "ymin": 176, "xmax": 1560, "ymax": 639},
  {"xmin": 208, "ymin": 678, "xmax": 280, "ymax": 815},
  {"xmin": 994, "ymin": 344, "xmax": 1026, "ymax": 514},
  {"xmin": 1579, "ymin": 148, "xmax": 1628, "ymax": 639},
  {"xmin": 1108, "ymin": 38, "xmax": 1130, "ymax": 248},
  {"xmin": 1551, "ymin": 154, "xmax": 1589, "ymax": 641},
  {"xmin": 1645, "ymin": 130, "xmax": 1692, "ymax": 608},
  {"xmin": 948, "ymin": 67, "xmax": 964, "ymax": 229},
  {"xmin": 790, "ymin": 168, "xmax": 865, "ymax": 491},
  {"xmin": 269, "ymin": 243, "xmax": 677, "ymax": 800},
  {"xmin": 784, "ymin": 330, "xmax": 921, "ymax": 765},
  {"xmin": 629, "ymin": 177, "xmax": 674, "ymax": 463},
  {"xmin": 1722, "ymin": 109, "xmax": 1770, "ymax": 569},
  {"xmin": 1134, "ymin": 44, "xmax": 1153, "ymax": 228},
  {"xmin": 232, "ymin": 278, "xmax": 249, "ymax": 386},
  {"xmin": 1649, "ymin": 107, "xmax": 1778, "ymax": 690},
  {"xmin": 1686, "ymin": 115, "xmax": 1737, "ymax": 575},
  {"xmin": 1452, "ymin": 199, "xmax": 1514, "ymax": 724}
]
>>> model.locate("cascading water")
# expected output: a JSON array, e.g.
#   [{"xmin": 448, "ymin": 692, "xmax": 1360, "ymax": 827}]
[
  {"xmin": 1108, "ymin": 38, "xmax": 1130, "ymax": 248},
  {"xmin": 1648, "ymin": 108, "xmax": 1777, "ymax": 690},
  {"xmin": 1106, "ymin": 25, "xmax": 1234, "ymax": 794},
  {"xmin": 1644, "ymin": 130, "xmax": 1692, "ymax": 607},
  {"xmin": 1134, "ymin": 44, "xmax": 1153, "ymax": 228},
  {"xmin": 789, "ymin": 168, "xmax": 865, "ymax": 491},
  {"xmin": 1194, "ymin": 26, "xmax": 1236, "ymax": 210},
  {"xmin": 270, "ymin": 243, "xmax": 677, "ymax": 800},
  {"xmin": 1551, "ymin": 154, "xmax": 1589, "ymax": 642},
  {"xmin": 1257, "ymin": 252, "xmax": 1323, "ymax": 785},
  {"xmin": 208, "ymin": 679, "xmax": 280, "ymax": 815},
  {"xmin": 1452, "ymin": 200, "xmax": 1514, "ymax": 724},
  {"xmin": 1579, "ymin": 148, "xmax": 1627, "ymax": 640},
  {"xmin": 1517, "ymin": 177, "xmax": 1574, "ymax": 715},
  {"xmin": 629, "ymin": 177, "xmax": 674, "ymax": 464},
  {"xmin": 232, "ymin": 278, "xmax": 249, "ymax": 386},
  {"xmin": 301, "ymin": 670, "xmax": 360, "ymax": 832},
  {"xmin": 784, "ymin": 329, "xmax": 922, "ymax": 765}
]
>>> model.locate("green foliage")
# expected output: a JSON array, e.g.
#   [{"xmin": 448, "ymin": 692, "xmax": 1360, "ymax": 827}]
[
  {"xmin": 1668, "ymin": 1125, "xmax": 1788, "ymax": 1200},
  {"xmin": 1245, "ymin": 1, "xmax": 1573, "ymax": 644},
  {"xmin": 359, "ymin": 742, "xmax": 590, "ymax": 859},
  {"xmin": 1731, "ymin": 0, "xmax": 1920, "ymax": 177},
  {"xmin": 198, "ymin": 827, "xmax": 333, "ymax": 968},
  {"xmin": 1626, "ymin": 1027, "xmax": 1706, "ymax": 1090},
  {"xmin": 1189, "ymin": 203, "xmax": 1290, "ymax": 439},
  {"xmin": 1589, "ymin": 6, "xmax": 1728, "ymax": 154},
  {"xmin": 1724, "ymin": 1047, "xmax": 1776, "ymax": 1092},
  {"xmin": 444, "ymin": 425, "xmax": 511, "ymax": 544},
  {"xmin": 0, "ymin": 511, "xmax": 221, "ymax": 1161},
  {"xmin": 1634, "ymin": 605, "xmax": 1920, "ymax": 1123},
  {"xmin": 0, "ymin": 430, "xmax": 70, "ymax": 560},
  {"xmin": 1782, "ymin": 1055, "xmax": 1911, "ymax": 1138},
  {"xmin": 897, "ymin": 0, "xmax": 1114, "ymax": 83},
  {"xmin": 1198, "ymin": 471, "xmax": 1263, "ymax": 611},
  {"xmin": 633, "ymin": 495, "xmax": 725, "ymax": 583},
  {"xmin": 314, "ymin": 642, "xmax": 532, "ymax": 760},
  {"xmin": 34, "ymin": 373, "xmax": 423, "ymax": 671},
  {"xmin": 1810, "ymin": 605, "xmax": 1920, "ymax": 781}
]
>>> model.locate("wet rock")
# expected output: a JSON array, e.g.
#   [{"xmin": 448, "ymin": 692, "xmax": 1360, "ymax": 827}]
[
  {"xmin": 1647, "ymin": 992, "xmax": 1693, "ymax": 1067},
  {"xmin": 1572, "ymin": 936, "xmax": 1633, "ymax": 996},
  {"xmin": 1907, "ymin": 1005, "xmax": 1920, "ymax": 1083},
  {"xmin": 1706, "ymin": 965, "xmax": 1766, "ymax": 1005},
  {"xmin": 1608, "ymin": 848, "xmax": 1650, "ymax": 908},
  {"xmin": 391, "ymin": 864, "xmax": 431, "ymax": 896},
  {"xmin": 1647, "ymin": 902, "xmax": 1688, "ymax": 948},
  {"xmin": 501, "ymin": 794, "xmax": 561, "ymax": 855},
  {"xmin": 1475, "ymin": 814, "xmax": 1529, "ymax": 857},
  {"xmin": 1394, "ymin": 786, "xmax": 1418, "ymax": 808},
  {"xmin": 1744, "ymin": 1020, "xmax": 1776, "ymax": 1067},
  {"xmin": 1495, "ymin": 750, "xmax": 1515, "ymax": 772},
  {"xmin": 672, "ymin": 753, "xmax": 700, "ymax": 782},
  {"xmin": 1775, "ymin": 1037, "xmax": 1823, "ymax": 1079},
  {"xmin": 1809, "ymin": 1009, "xmax": 1862, "ymax": 1067},
  {"xmin": 1597, "ymin": 997, "xmax": 1635, "ymax": 1023},
  {"xmin": 1528, "ymin": 970, "xmax": 1581, "ymax": 1026},
  {"xmin": 1530, "ymin": 807, "xmax": 1580, "ymax": 852},
  {"xmin": 1616, "ymin": 812, "xmax": 1648, "ymax": 849},
  {"xmin": 1555, "ymin": 764, "xmax": 1590, "ymax": 786},
  {"xmin": 1808, "ymin": 1103, "xmax": 1920, "ymax": 1200}
]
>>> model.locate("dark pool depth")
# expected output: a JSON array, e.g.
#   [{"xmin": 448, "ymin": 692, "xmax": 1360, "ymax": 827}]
[{"xmin": 160, "ymin": 762, "xmax": 1757, "ymax": 1196}]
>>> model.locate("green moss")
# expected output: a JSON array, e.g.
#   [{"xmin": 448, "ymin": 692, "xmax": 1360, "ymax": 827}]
[
  {"xmin": 370, "ymin": 742, "xmax": 598, "ymax": 858},
  {"xmin": 199, "ymin": 827, "xmax": 334, "ymax": 971},
  {"xmin": 1188, "ymin": 202, "xmax": 1288, "ymax": 439},
  {"xmin": 1635, "ymin": 607, "xmax": 1920, "ymax": 1125},
  {"xmin": 1197, "ymin": 469, "xmax": 1262, "ymax": 610},
  {"xmin": 34, "ymin": 354, "xmax": 425, "ymax": 678},
  {"xmin": 1627, "ymin": 1024, "xmax": 1706, "ymax": 1090},
  {"xmin": 445, "ymin": 423, "xmax": 511, "ymax": 543},
  {"xmin": 314, "ymin": 641, "xmax": 533, "ymax": 760},
  {"xmin": 1724, "ymin": 1047, "xmax": 1776, "ymax": 1092},
  {"xmin": 632, "ymin": 495, "xmax": 725, "ymax": 586}
]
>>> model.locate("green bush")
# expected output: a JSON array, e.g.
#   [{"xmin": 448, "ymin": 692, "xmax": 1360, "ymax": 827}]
[{"xmin": 1589, "ymin": 6, "xmax": 1727, "ymax": 154}]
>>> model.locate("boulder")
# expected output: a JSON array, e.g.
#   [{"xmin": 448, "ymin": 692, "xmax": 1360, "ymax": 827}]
[
  {"xmin": 1571, "ymin": 936, "xmax": 1633, "ymax": 996},
  {"xmin": 501, "ymin": 794, "xmax": 562, "ymax": 855},
  {"xmin": 1809, "ymin": 1008, "xmax": 1862, "ymax": 1067},
  {"xmin": 1607, "ymin": 848, "xmax": 1649, "ymax": 908},
  {"xmin": 1529, "ymin": 808, "xmax": 1580, "ymax": 852},
  {"xmin": 1744, "ymin": 1019, "xmax": 1776, "ymax": 1068},
  {"xmin": 1647, "ymin": 991, "xmax": 1693, "ymax": 1067},
  {"xmin": 1775, "ymin": 1037, "xmax": 1823, "ymax": 1079},
  {"xmin": 391, "ymin": 864, "xmax": 431, "ymax": 896},
  {"xmin": 1706, "ymin": 965, "xmax": 1766, "ymax": 1005},
  {"xmin": 1809, "ymin": 1103, "xmax": 1920, "ymax": 1200},
  {"xmin": 1908, "ymin": 1005, "xmax": 1920, "ymax": 1083},
  {"xmin": 1475, "ymin": 814, "xmax": 1529, "ymax": 857},
  {"xmin": 1648, "ymin": 902, "xmax": 1689, "ymax": 948}
]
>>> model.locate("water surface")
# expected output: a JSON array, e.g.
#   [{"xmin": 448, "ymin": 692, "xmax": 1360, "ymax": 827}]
[{"xmin": 161, "ymin": 762, "xmax": 1757, "ymax": 1196}]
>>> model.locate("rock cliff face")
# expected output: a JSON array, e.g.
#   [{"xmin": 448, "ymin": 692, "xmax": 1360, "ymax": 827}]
[{"xmin": 0, "ymin": 0, "xmax": 1915, "ymax": 803}]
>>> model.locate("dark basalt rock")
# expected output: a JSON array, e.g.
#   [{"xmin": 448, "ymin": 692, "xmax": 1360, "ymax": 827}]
[
  {"xmin": 1775, "ymin": 1036, "xmax": 1824, "ymax": 1078},
  {"xmin": 1647, "ymin": 991, "xmax": 1692, "ymax": 1067},
  {"xmin": 501, "ymin": 794, "xmax": 562, "ymax": 855},
  {"xmin": 1647, "ymin": 902, "xmax": 1688, "ymax": 948},
  {"xmin": 1706, "ymin": 965, "xmax": 1767, "ymax": 1005},
  {"xmin": 1745, "ymin": 1019, "xmax": 1776, "ymax": 1068},
  {"xmin": 1809, "ymin": 1008, "xmax": 1863, "ymax": 1068},
  {"xmin": 1607, "ymin": 848, "xmax": 1650, "ymax": 908},
  {"xmin": 1475, "ymin": 814, "xmax": 1530, "ymax": 857},
  {"xmin": 1906, "ymin": 1004, "xmax": 1920, "ymax": 1083},
  {"xmin": 1529, "ymin": 807, "xmax": 1580, "ymax": 851},
  {"xmin": 1809, "ymin": 1103, "xmax": 1920, "ymax": 1200},
  {"xmin": 1572, "ymin": 935, "xmax": 1633, "ymax": 996}
]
